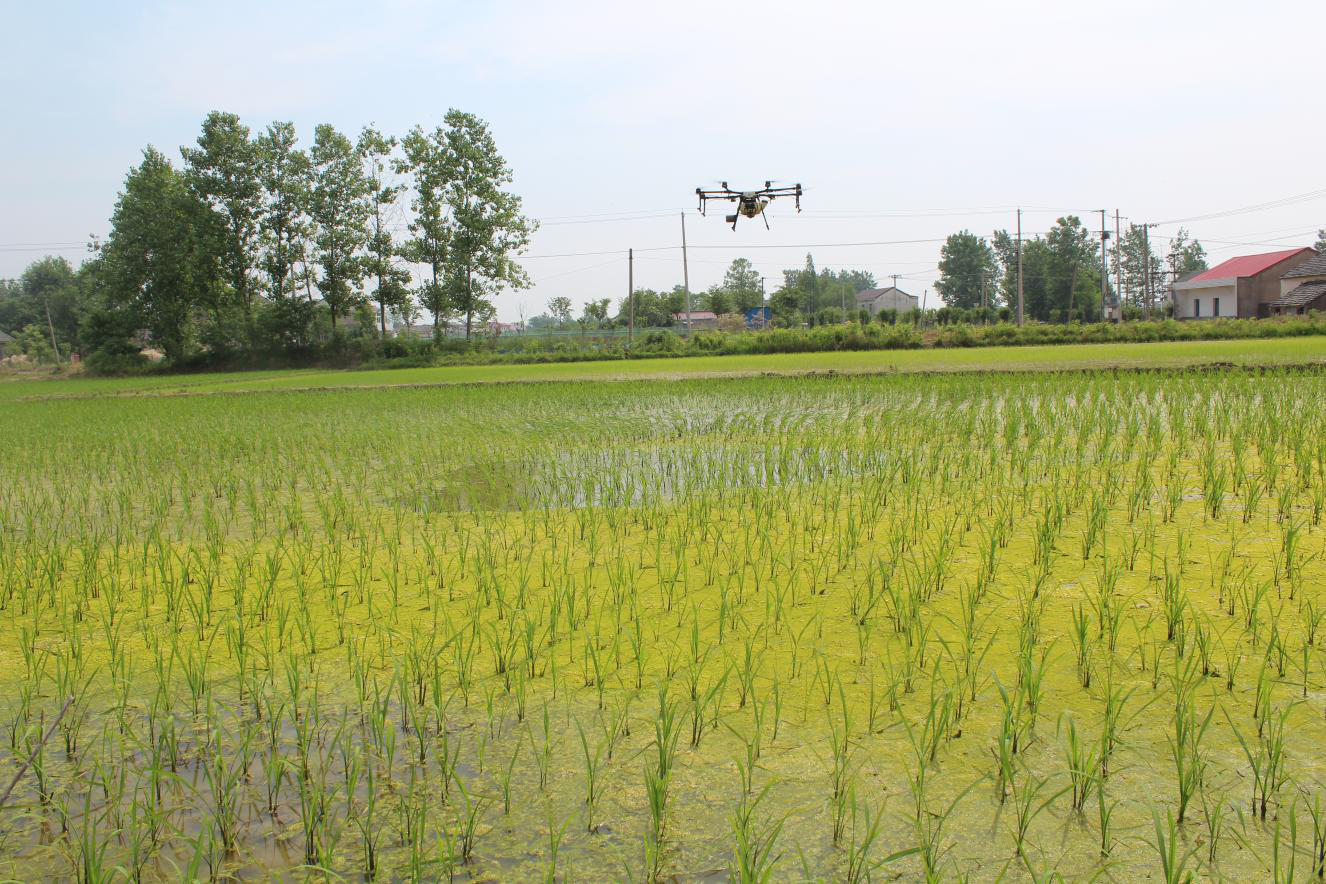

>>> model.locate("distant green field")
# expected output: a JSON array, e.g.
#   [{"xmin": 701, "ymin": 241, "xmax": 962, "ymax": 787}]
[{"xmin": 6, "ymin": 334, "xmax": 1326, "ymax": 401}]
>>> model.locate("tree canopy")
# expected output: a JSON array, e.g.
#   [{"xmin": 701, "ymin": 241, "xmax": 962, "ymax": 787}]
[
  {"xmin": 46, "ymin": 109, "xmax": 535, "ymax": 364},
  {"xmin": 936, "ymin": 231, "xmax": 998, "ymax": 309}
]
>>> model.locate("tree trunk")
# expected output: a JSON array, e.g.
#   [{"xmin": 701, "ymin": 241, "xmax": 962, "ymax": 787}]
[
  {"xmin": 1066, "ymin": 263, "xmax": 1079, "ymax": 324},
  {"xmin": 465, "ymin": 264, "xmax": 473, "ymax": 340},
  {"xmin": 44, "ymin": 295, "xmax": 61, "ymax": 364},
  {"xmin": 431, "ymin": 260, "xmax": 440, "ymax": 342}
]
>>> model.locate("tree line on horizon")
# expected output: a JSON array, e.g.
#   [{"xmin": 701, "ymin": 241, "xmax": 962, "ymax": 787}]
[
  {"xmin": 527, "ymin": 217, "xmax": 1226, "ymax": 332},
  {"xmin": 934, "ymin": 218, "xmax": 1213, "ymax": 322}
]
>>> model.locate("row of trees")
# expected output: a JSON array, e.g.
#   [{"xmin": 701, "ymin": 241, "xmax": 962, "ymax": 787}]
[
  {"xmin": 528, "ymin": 256, "xmax": 881, "ymax": 331},
  {"xmin": 0, "ymin": 257, "xmax": 84, "ymax": 362},
  {"xmin": 525, "ymin": 217, "xmax": 1228, "ymax": 334},
  {"xmin": 935, "ymin": 217, "xmax": 1212, "ymax": 322},
  {"xmin": 8, "ymin": 110, "xmax": 533, "ymax": 365}
]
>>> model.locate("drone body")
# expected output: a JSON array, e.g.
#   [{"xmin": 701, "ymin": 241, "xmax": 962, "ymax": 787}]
[{"xmin": 696, "ymin": 181, "xmax": 802, "ymax": 229}]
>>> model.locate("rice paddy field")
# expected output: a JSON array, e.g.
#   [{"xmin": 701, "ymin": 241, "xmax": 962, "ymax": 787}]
[{"xmin": 7, "ymin": 358, "xmax": 1326, "ymax": 881}]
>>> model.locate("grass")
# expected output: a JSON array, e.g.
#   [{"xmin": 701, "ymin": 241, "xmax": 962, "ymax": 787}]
[
  {"xmin": 4, "ymin": 362, "xmax": 1326, "ymax": 879},
  {"xmin": 7, "ymin": 333, "xmax": 1326, "ymax": 400}
]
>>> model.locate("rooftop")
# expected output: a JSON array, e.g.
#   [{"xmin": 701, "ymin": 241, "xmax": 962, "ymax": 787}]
[
  {"xmin": 1187, "ymin": 248, "xmax": 1314, "ymax": 283},
  {"xmin": 1274, "ymin": 280, "xmax": 1326, "ymax": 308},
  {"xmin": 856, "ymin": 286, "xmax": 916, "ymax": 301},
  {"xmin": 1283, "ymin": 251, "xmax": 1326, "ymax": 279},
  {"xmin": 674, "ymin": 311, "xmax": 717, "ymax": 320}
]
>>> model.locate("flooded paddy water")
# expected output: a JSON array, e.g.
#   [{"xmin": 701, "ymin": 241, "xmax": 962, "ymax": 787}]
[{"xmin": 2, "ymin": 368, "xmax": 1326, "ymax": 881}]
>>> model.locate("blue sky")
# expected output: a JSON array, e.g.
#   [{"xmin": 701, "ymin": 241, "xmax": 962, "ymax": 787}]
[{"xmin": 3, "ymin": 0, "xmax": 1323, "ymax": 319}]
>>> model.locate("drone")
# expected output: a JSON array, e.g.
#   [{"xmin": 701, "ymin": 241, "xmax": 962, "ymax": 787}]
[{"xmin": 695, "ymin": 181, "xmax": 802, "ymax": 229}]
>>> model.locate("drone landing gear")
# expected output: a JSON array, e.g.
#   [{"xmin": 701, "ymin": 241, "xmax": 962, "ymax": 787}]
[
  {"xmin": 762, "ymin": 211, "xmax": 770, "ymax": 230},
  {"xmin": 726, "ymin": 214, "xmax": 738, "ymax": 229}
]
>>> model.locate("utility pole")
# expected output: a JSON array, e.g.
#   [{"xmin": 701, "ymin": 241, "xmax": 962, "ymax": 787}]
[
  {"xmin": 44, "ymin": 295, "xmax": 61, "ymax": 364},
  {"xmin": 627, "ymin": 248, "xmax": 634, "ymax": 347},
  {"xmin": 1016, "ymin": 208, "xmax": 1024, "ymax": 326},
  {"xmin": 1142, "ymin": 223, "xmax": 1153, "ymax": 321},
  {"xmin": 1099, "ymin": 209, "xmax": 1109, "ymax": 323},
  {"xmin": 680, "ymin": 212, "xmax": 691, "ymax": 336},
  {"xmin": 1114, "ymin": 210, "xmax": 1122, "ymax": 318},
  {"xmin": 760, "ymin": 276, "xmax": 768, "ymax": 329}
]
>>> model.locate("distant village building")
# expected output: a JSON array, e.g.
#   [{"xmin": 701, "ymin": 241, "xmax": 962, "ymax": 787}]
[
  {"xmin": 855, "ymin": 286, "xmax": 918, "ymax": 316},
  {"xmin": 393, "ymin": 320, "xmax": 524, "ymax": 339},
  {"xmin": 1170, "ymin": 248, "xmax": 1316, "ymax": 319},
  {"xmin": 673, "ymin": 311, "xmax": 718, "ymax": 329},
  {"xmin": 393, "ymin": 323, "xmax": 436, "ymax": 339},
  {"xmin": 1271, "ymin": 252, "xmax": 1326, "ymax": 316},
  {"xmin": 0, "ymin": 329, "xmax": 14, "ymax": 348}
]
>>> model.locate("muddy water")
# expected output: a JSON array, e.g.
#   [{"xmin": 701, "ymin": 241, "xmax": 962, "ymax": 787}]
[{"xmin": 1, "ymin": 371, "xmax": 1324, "ymax": 880}]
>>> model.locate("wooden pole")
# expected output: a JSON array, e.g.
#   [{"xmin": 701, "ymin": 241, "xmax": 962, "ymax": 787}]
[
  {"xmin": 628, "ymin": 248, "xmax": 634, "ymax": 346},
  {"xmin": 1100, "ymin": 209, "xmax": 1109, "ymax": 323},
  {"xmin": 681, "ymin": 213, "xmax": 691, "ymax": 335},
  {"xmin": 1016, "ymin": 208, "xmax": 1024, "ymax": 326},
  {"xmin": 1114, "ymin": 210, "xmax": 1123, "ymax": 318},
  {"xmin": 1143, "ymin": 224, "xmax": 1153, "ymax": 321}
]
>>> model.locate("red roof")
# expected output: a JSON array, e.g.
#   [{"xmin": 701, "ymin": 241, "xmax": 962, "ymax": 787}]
[{"xmin": 1189, "ymin": 248, "xmax": 1314, "ymax": 283}]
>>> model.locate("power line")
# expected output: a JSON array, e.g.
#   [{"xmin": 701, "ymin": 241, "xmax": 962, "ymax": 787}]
[
  {"xmin": 1146, "ymin": 228, "xmax": 1320, "ymax": 250},
  {"xmin": 1152, "ymin": 187, "xmax": 1326, "ymax": 226},
  {"xmin": 514, "ymin": 235, "xmax": 973, "ymax": 260},
  {"xmin": 537, "ymin": 212, "xmax": 679, "ymax": 227},
  {"xmin": 530, "ymin": 257, "xmax": 623, "ymax": 282}
]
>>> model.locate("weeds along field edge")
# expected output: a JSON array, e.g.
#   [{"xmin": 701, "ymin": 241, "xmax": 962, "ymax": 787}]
[
  {"xmin": 7, "ymin": 331, "xmax": 1326, "ymax": 402},
  {"xmin": 3, "ymin": 369, "xmax": 1326, "ymax": 880}
]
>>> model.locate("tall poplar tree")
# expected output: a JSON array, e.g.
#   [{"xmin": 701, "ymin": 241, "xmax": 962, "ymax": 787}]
[
  {"xmin": 255, "ymin": 121, "xmax": 310, "ymax": 301},
  {"xmin": 309, "ymin": 124, "xmax": 371, "ymax": 335},
  {"xmin": 358, "ymin": 126, "xmax": 411, "ymax": 337},
  {"xmin": 97, "ymin": 147, "xmax": 219, "ymax": 361},
  {"xmin": 181, "ymin": 112, "xmax": 261, "ymax": 336},
  {"xmin": 397, "ymin": 125, "xmax": 452, "ymax": 337},
  {"xmin": 439, "ymin": 110, "xmax": 533, "ymax": 339}
]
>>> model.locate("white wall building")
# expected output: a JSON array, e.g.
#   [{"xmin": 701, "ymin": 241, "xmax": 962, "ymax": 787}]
[{"xmin": 855, "ymin": 286, "xmax": 918, "ymax": 316}]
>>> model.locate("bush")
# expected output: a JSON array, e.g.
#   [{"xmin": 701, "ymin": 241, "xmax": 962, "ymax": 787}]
[
  {"xmin": 84, "ymin": 349, "xmax": 151, "ymax": 376},
  {"xmin": 639, "ymin": 329, "xmax": 683, "ymax": 353},
  {"xmin": 91, "ymin": 313, "xmax": 1326, "ymax": 376}
]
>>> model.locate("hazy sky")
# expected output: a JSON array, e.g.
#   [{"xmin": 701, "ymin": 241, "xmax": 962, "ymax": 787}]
[{"xmin": 4, "ymin": 0, "xmax": 1323, "ymax": 319}]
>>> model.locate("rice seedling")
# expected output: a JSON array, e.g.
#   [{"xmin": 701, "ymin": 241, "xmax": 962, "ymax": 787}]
[
  {"xmin": 3, "ymin": 366, "xmax": 1326, "ymax": 879},
  {"xmin": 1149, "ymin": 806, "xmax": 1199, "ymax": 884},
  {"xmin": 729, "ymin": 761, "xmax": 785, "ymax": 883}
]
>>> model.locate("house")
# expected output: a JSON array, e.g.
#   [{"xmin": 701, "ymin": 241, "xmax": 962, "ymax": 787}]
[
  {"xmin": 673, "ymin": 311, "xmax": 718, "ymax": 329},
  {"xmin": 855, "ymin": 286, "xmax": 918, "ymax": 316},
  {"xmin": 1271, "ymin": 251, "xmax": 1326, "ymax": 316},
  {"xmin": 0, "ymin": 329, "xmax": 13, "ymax": 348},
  {"xmin": 1170, "ymin": 248, "xmax": 1316, "ymax": 319}
]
